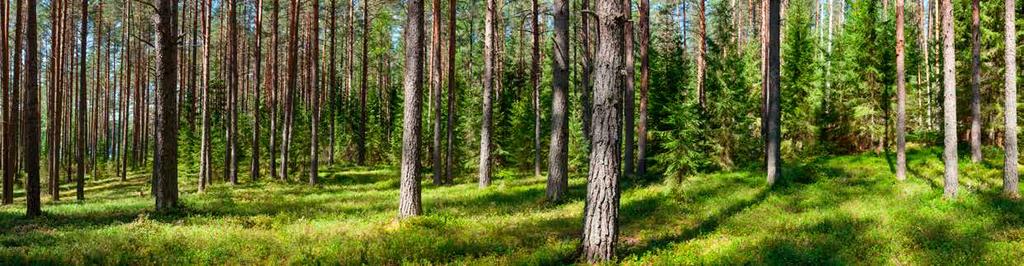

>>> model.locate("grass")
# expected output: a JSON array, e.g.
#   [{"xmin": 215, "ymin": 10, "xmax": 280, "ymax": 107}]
[{"xmin": 1, "ymin": 147, "xmax": 1024, "ymax": 265}]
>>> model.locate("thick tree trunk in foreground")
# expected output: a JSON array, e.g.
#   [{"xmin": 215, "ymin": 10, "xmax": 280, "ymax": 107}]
[
  {"xmin": 479, "ymin": 0, "xmax": 495, "ymax": 187},
  {"xmin": 1004, "ymin": 0, "xmax": 1019, "ymax": 198},
  {"xmin": 581, "ymin": 0, "xmax": 624, "ymax": 261},
  {"xmin": 399, "ymin": 0, "xmax": 425, "ymax": 218},
  {"xmin": 941, "ymin": 0, "xmax": 958, "ymax": 198},
  {"xmin": 547, "ymin": 0, "xmax": 569, "ymax": 202},
  {"xmin": 763, "ymin": 0, "xmax": 781, "ymax": 185},
  {"xmin": 637, "ymin": 0, "xmax": 649, "ymax": 176},
  {"xmin": 896, "ymin": 0, "xmax": 906, "ymax": 181},
  {"xmin": 24, "ymin": 0, "xmax": 40, "ymax": 217},
  {"xmin": 77, "ymin": 0, "xmax": 88, "ymax": 200},
  {"xmin": 154, "ymin": 0, "xmax": 180, "ymax": 212}
]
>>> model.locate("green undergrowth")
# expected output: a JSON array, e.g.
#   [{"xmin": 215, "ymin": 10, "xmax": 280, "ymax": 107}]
[{"xmin": 1, "ymin": 147, "xmax": 1023, "ymax": 265}]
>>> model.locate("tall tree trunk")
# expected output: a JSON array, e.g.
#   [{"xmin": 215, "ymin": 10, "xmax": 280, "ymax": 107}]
[
  {"xmin": 431, "ymin": 0, "xmax": 443, "ymax": 185},
  {"xmin": 1, "ymin": 0, "xmax": 11, "ymax": 205},
  {"xmin": 77, "ymin": 0, "xmax": 87, "ymax": 200},
  {"xmin": 359, "ymin": 0, "xmax": 369, "ymax": 166},
  {"xmin": 479, "ymin": 0, "xmax": 495, "ymax": 187},
  {"xmin": 120, "ymin": 0, "xmax": 131, "ymax": 182},
  {"xmin": 531, "ymin": 0, "xmax": 542, "ymax": 178},
  {"xmin": 896, "ymin": 0, "xmax": 907, "ymax": 181},
  {"xmin": 49, "ymin": 0, "xmax": 64, "ymax": 202},
  {"xmin": 581, "ymin": 0, "xmax": 625, "ymax": 262},
  {"xmin": 281, "ymin": 0, "xmax": 299, "ymax": 181},
  {"xmin": 444, "ymin": 0, "xmax": 457, "ymax": 185},
  {"xmin": 969, "ymin": 0, "xmax": 982, "ymax": 162},
  {"xmin": 310, "ymin": 0, "xmax": 320, "ymax": 185},
  {"xmin": 154, "ymin": 0, "xmax": 179, "ymax": 212},
  {"xmin": 269, "ymin": 0, "xmax": 279, "ymax": 180},
  {"xmin": 622, "ymin": 0, "xmax": 635, "ymax": 176},
  {"xmin": 581, "ymin": 0, "xmax": 593, "ymax": 144},
  {"xmin": 199, "ymin": 0, "xmax": 211, "ymax": 192},
  {"xmin": 5, "ymin": 0, "xmax": 25, "ymax": 205},
  {"xmin": 226, "ymin": 0, "xmax": 239, "ymax": 185},
  {"xmin": 251, "ymin": 0, "xmax": 263, "ymax": 181},
  {"xmin": 547, "ymin": 0, "xmax": 569, "ymax": 202},
  {"xmin": 328, "ymin": 0, "xmax": 336, "ymax": 164},
  {"xmin": 696, "ymin": 0, "xmax": 706, "ymax": 109},
  {"xmin": 637, "ymin": 0, "xmax": 649, "ymax": 176},
  {"xmin": 399, "ymin": 0, "xmax": 425, "ymax": 218},
  {"xmin": 1004, "ymin": 0, "xmax": 1018, "ymax": 198},
  {"xmin": 941, "ymin": 0, "xmax": 958, "ymax": 198},
  {"xmin": 764, "ymin": 0, "xmax": 781, "ymax": 185},
  {"xmin": 24, "ymin": 0, "xmax": 40, "ymax": 218}
]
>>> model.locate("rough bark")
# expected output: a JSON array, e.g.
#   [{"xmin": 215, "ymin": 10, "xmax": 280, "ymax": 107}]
[
  {"xmin": 479, "ymin": 0, "xmax": 495, "ymax": 187},
  {"xmin": 24, "ymin": 0, "xmax": 40, "ymax": 217},
  {"xmin": 581, "ymin": 0, "xmax": 624, "ymax": 261},
  {"xmin": 399, "ymin": 0, "xmax": 425, "ymax": 218},
  {"xmin": 764, "ymin": 0, "xmax": 781, "ymax": 185},
  {"xmin": 969, "ymin": 0, "xmax": 981, "ymax": 163},
  {"xmin": 1004, "ymin": 0, "xmax": 1019, "ymax": 198},
  {"xmin": 941, "ymin": 0, "xmax": 958, "ymax": 198},
  {"xmin": 154, "ymin": 0, "xmax": 179, "ymax": 212},
  {"xmin": 896, "ymin": 0, "xmax": 906, "ymax": 181},
  {"xmin": 547, "ymin": 0, "xmax": 569, "ymax": 202}
]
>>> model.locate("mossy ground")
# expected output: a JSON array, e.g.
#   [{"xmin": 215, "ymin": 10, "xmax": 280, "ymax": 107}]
[{"xmin": 1, "ymin": 147, "xmax": 1023, "ymax": 265}]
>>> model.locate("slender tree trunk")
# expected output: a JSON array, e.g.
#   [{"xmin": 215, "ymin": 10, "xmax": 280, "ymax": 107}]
[
  {"xmin": 5, "ymin": 0, "xmax": 24, "ymax": 205},
  {"xmin": 479, "ymin": 0, "xmax": 495, "ymax": 187},
  {"xmin": 328, "ymin": 0, "xmax": 336, "ymax": 164},
  {"xmin": 581, "ymin": 0, "xmax": 625, "ymax": 262},
  {"xmin": 24, "ymin": 0, "xmax": 40, "ymax": 218},
  {"xmin": 941, "ymin": 0, "xmax": 958, "ymax": 198},
  {"xmin": 431, "ymin": 0, "xmax": 443, "ymax": 185},
  {"xmin": 310, "ymin": 0, "xmax": 320, "ymax": 185},
  {"xmin": 77, "ymin": 0, "xmax": 87, "ymax": 200},
  {"xmin": 399, "ymin": 0, "xmax": 425, "ymax": 218},
  {"xmin": 531, "ymin": 0, "xmax": 542, "ymax": 178},
  {"xmin": 764, "ymin": 0, "xmax": 781, "ymax": 185},
  {"xmin": 199, "ymin": 0, "xmax": 211, "ymax": 192},
  {"xmin": 1004, "ymin": 0, "xmax": 1018, "ymax": 198},
  {"xmin": 282, "ymin": 0, "xmax": 299, "ymax": 181},
  {"xmin": 269, "ymin": 0, "xmax": 279, "ymax": 179},
  {"xmin": 1, "ymin": 0, "xmax": 11, "ymax": 205},
  {"xmin": 696, "ymin": 0, "xmax": 706, "ymax": 109},
  {"xmin": 358, "ymin": 0, "xmax": 369, "ymax": 166},
  {"xmin": 895, "ymin": 0, "xmax": 906, "ymax": 181},
  {"xmin": 547, "ymin": 0, "xmax": 569, "ymax": 202},
  {"xmin": 251, "ymin": 0, "xmax": 263, "ymax": 181},
  {"xmin": 637, "ymin": 0, "xmax": 649, "ymax": 176},
  {"xmin": 226, "ymin": 0, "xmax": 239, "ymax": 185},
  {"xmin": 622, "ymin": 0, "xmax": 635, "ymax": 176},
  {"xmin": 444, "ymin": 0, "xmax": 457, "ymax": 185},
  {"xmin": 120, "ymin": 0, "xmax": 131, "ymax": 182},
  {"xmin": 581, "ymin": 0, "xmax": 593, "ymax": 144},
  {"xmin": 969, "ymin": 0, "xmax": 982, "ymax": 162}
]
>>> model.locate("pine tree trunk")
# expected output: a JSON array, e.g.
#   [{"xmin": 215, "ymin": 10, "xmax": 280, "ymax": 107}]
[
  {"xmin": 226, "ymin": 0, "xmax": 239, "ymax": 185},
  {"xmin": 581, "ymin": 0, "xmax": 625, "ymax": 261},
  {"xmin": 309, "ymin": 0, "xmax": 320, "ymax": 185},
  {"xmin": 444, "ymin": 0, "xmax": 457, "ymax": 185},
  {"xmin": 696, "ymin": 0, "xmax": 706, "ymax": 109},
  {"xmin": 24, "ymin": 0, "xmax": 40, "ymax": 218},
  {"xmin": 580, "ymin": 0, "xmax": 593, "ymax": 144},
  {"xmin": 328, "ymin": 0, "xmax": 337, "ymax": 164},
  {"xmin": 77, "ymin": 0, "xmax": 87, "ymax": 200},
  {"xmin": 399, "ymin": 0, "xmax": 425, "ymax": 218},
  {"xmin": 764, "ymin": 0, "xmax": 781, "ymax": 185},
  {"xmin": 969, "ymin": 0, "xmax": 982, "ymax": 163},
  {"xmin": 622, "ymin": 0, "xmax": 635, "ymax": 177},
  {"xmin": 251, "ymin": 0, "xmax": 263, "ymax": 181},
  {"xmin": 199, "ymin": 0, "xmax": 211, "ymax": 192},
  {"xmin": 154, "ymin": 0, "xmax": 179, "ymax": 212},
  {"xmin": 281, "ymin": 0, "xmax": 299, "ymax": 181},
  {"xmin": 479, "ymin": 0, "xmax": 495, "ymax": 187},
  {"xmin": 431, "ymin": 0, "xmax": 443, "ymax": 185},
  {"xmin": 5, "ymin": 0, "xmax": 24, "ymax": 205},
  {"xmin": 941, "ymin": 0, "xmax": 958, "ymax": 198},
  {"xmin": 637, "ymin": 0, "xmax": 649, "ymax": 176},
  {"xmin": 546, "ymin": 0, "xmax": 569, "ymax": 202},
  {"xmin": 531, "ymin": 0, "xmax": 542, "ymax": 178},
  {"xmin": 895, "ymin": 0, "xmax": 906, "ymax": 181},
  {"xmin": 269, "ymin": 0, "xmax": 279, "ymax": 180},
  {"xmin": 1, "ymin": 0, "xmax": 11, "ymax": 205},
  {"xmin": 1004, "ymin": 0, "xmax": 1019, "ymax": 198}
]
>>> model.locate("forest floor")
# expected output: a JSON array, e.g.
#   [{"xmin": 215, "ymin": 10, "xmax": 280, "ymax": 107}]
[{"xmin": 1, "ymin": 146, "xmax": 1024, "ymax": 265}]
